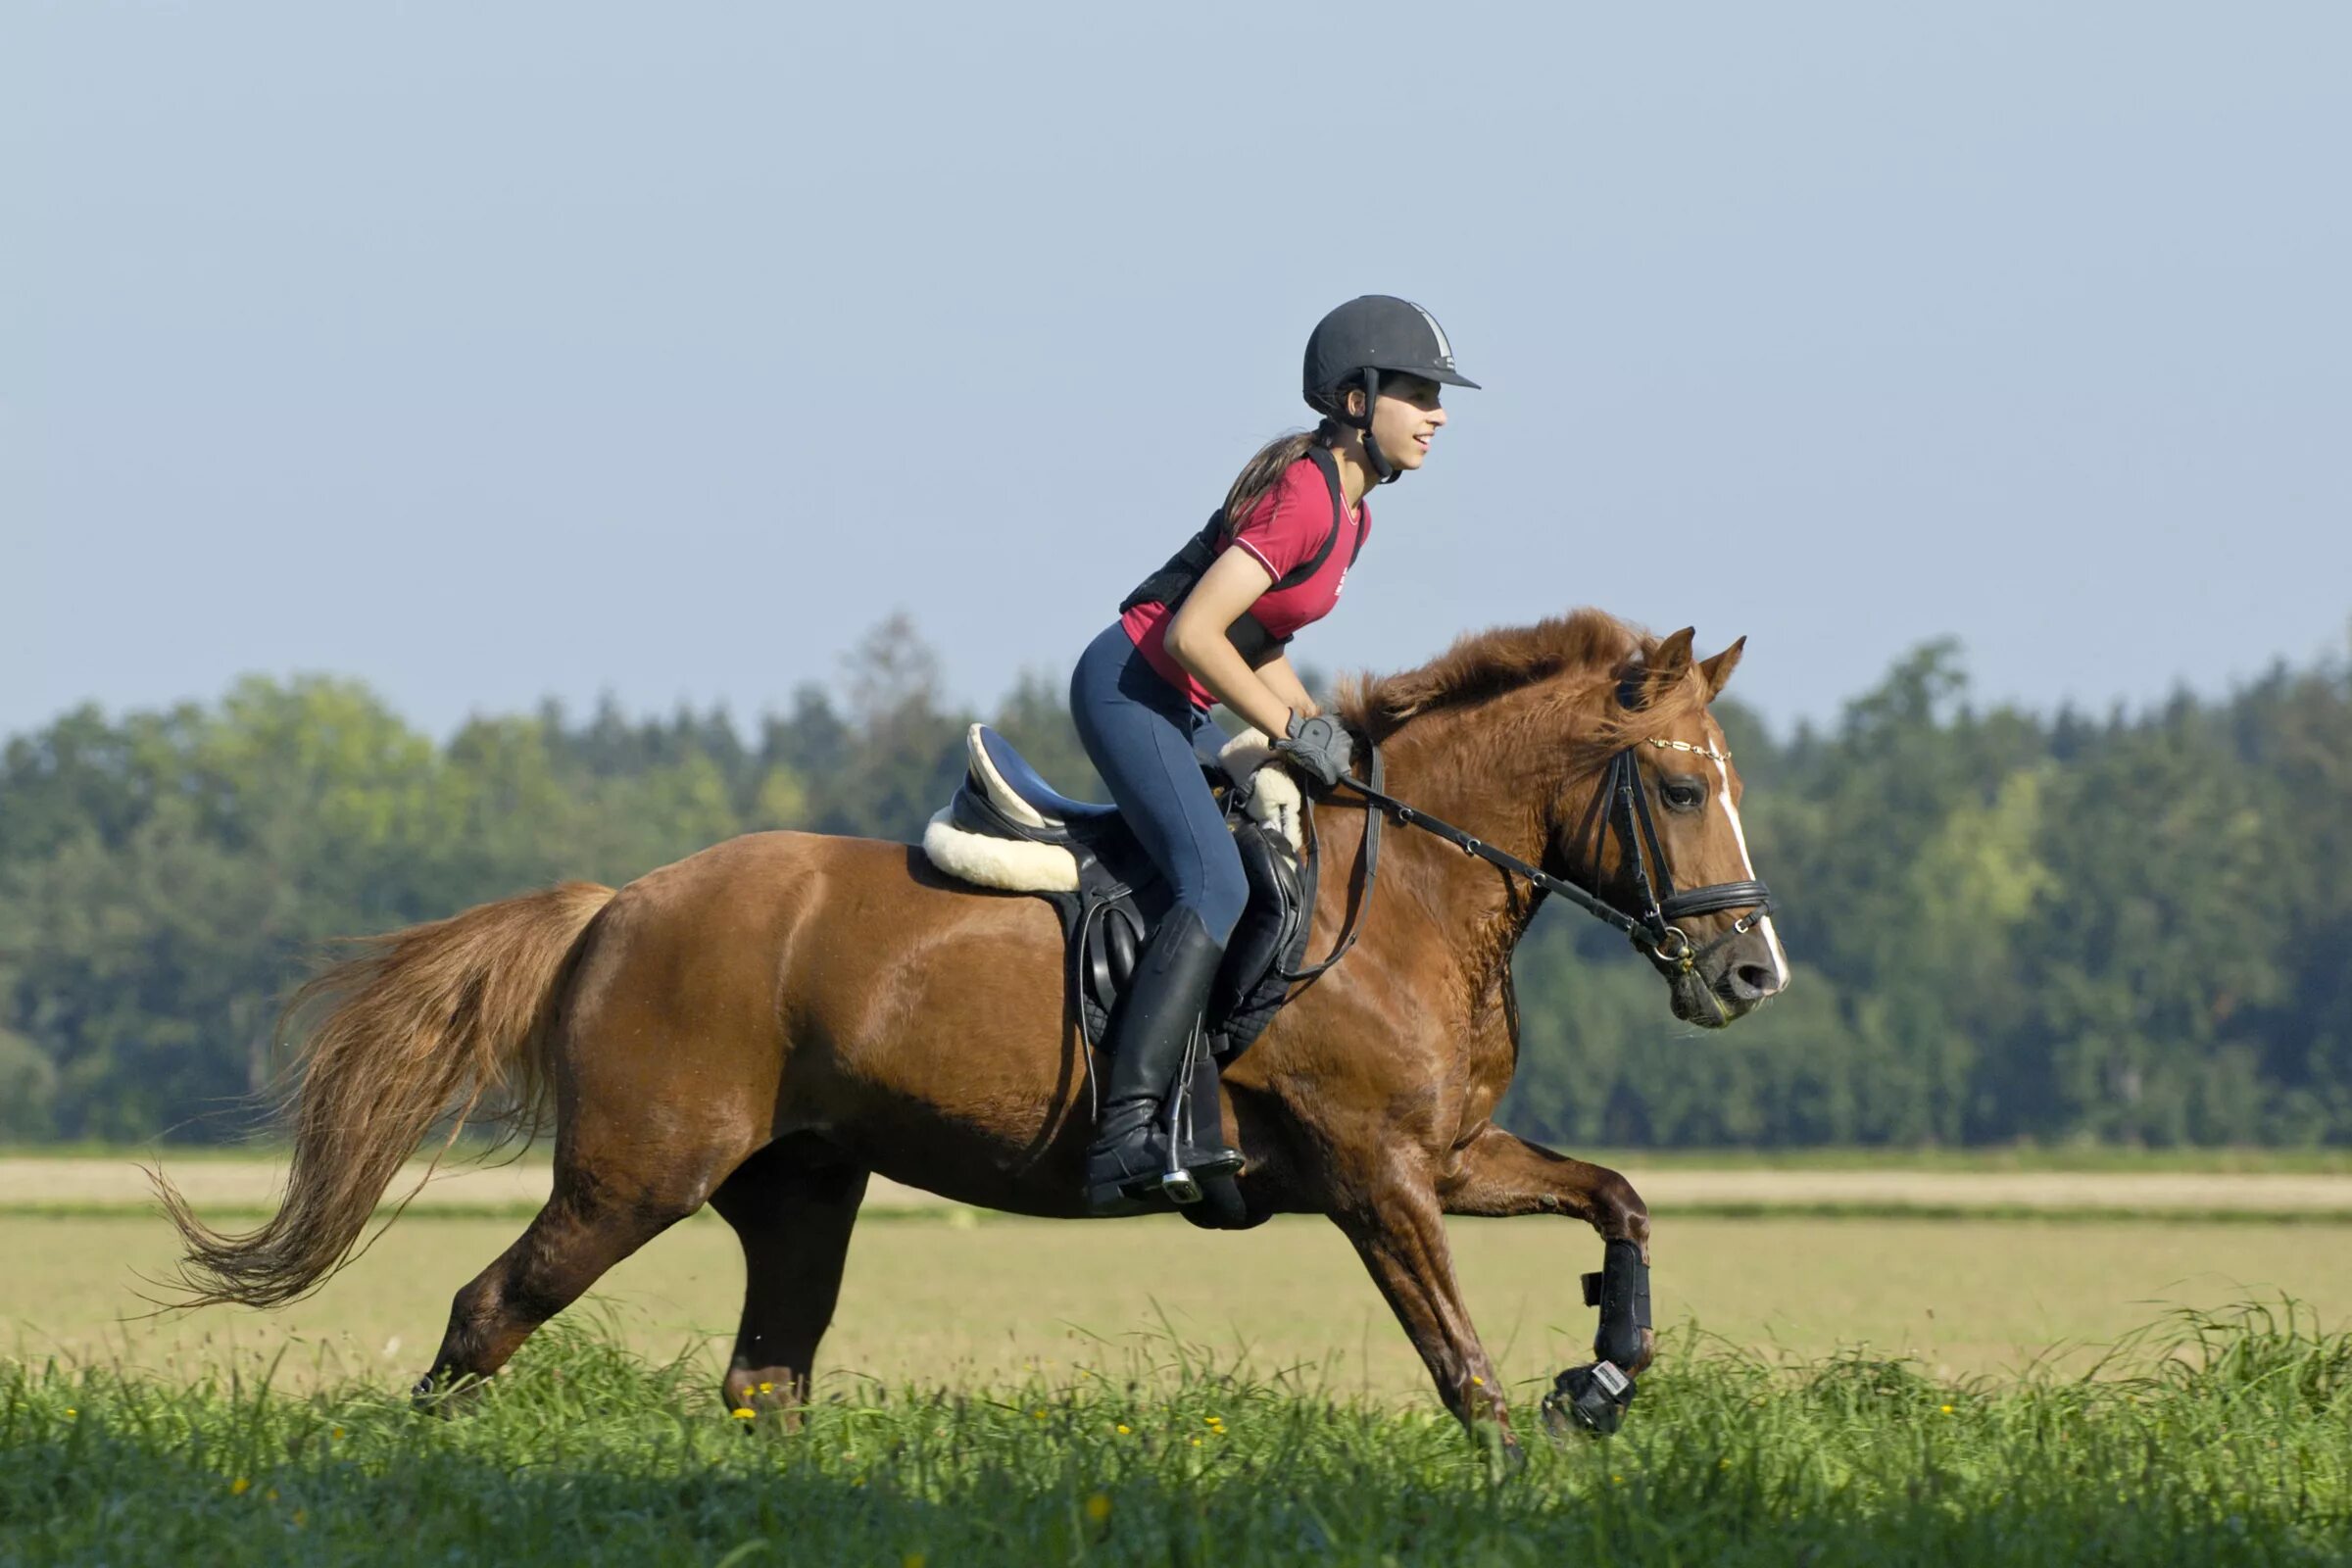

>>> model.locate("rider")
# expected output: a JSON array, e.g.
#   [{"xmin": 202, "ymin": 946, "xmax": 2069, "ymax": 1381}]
[{"xmin": 1072, "ymin": 295, "xmax": 1478, "ymax": 1212}]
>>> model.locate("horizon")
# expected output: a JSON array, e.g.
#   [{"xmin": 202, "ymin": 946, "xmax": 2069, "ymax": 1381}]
[{"xmin": 11, "ymin": 607, "xmax": 2345, "ymax": 752}]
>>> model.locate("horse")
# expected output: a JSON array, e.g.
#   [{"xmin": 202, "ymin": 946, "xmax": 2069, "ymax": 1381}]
[{"xmin": 157, "ymin": 610, "xmax": 1788, "ymax": 1451}]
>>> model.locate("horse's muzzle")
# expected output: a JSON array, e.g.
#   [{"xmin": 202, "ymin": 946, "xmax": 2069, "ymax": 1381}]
[{"xmin": 1669, "ymin": 966, "xmax": 1735, "ymax": 1028}]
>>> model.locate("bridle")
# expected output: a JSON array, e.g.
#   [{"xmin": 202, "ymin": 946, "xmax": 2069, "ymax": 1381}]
[
  {"xmin": 1280, "ymin": 733, "xmax": 1775, "ymax": 984},
  {"xmin": 1578, "ymin": 737, "xmax": 1775, "ymax": 970}
]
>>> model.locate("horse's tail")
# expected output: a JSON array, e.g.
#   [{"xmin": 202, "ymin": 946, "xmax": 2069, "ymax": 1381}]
[{"xmin": 155, "ymin": 880, "xmax": 617, "ymax": 1308}]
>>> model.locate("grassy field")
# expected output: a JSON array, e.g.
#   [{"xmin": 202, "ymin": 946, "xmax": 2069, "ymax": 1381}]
[
  {"xmin": 6, "ymin": 1303, "xmax": 2348, "ymax": 1566},
  {"xmin": 11, "ymin": 1161, "xmax": 2352, "ymax": 1564}
]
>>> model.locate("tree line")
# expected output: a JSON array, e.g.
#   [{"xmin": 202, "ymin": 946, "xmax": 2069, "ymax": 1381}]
[{"xmin": 3, "ymin": 613, "xmax": 2347, "ymax": 1148}]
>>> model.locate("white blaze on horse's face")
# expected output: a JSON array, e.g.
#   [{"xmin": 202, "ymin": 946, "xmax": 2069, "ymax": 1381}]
[
  {"xmin": 1635, "ymin": 719, "xmax": 1784, "ymax": 1025},
  {"xmin": 1704, "ymin": 718, "xmax": 1789, "ymax": 997}
]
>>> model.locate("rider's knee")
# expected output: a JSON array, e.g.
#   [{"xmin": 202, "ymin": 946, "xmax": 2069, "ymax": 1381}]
[
  {"xmin": 1187, "ymin": 860, "xmax": 1250, "ymax": 946},
  {"xmin": 1191, "ymin": 890, "xmax": 1246, "ymax": 947}
]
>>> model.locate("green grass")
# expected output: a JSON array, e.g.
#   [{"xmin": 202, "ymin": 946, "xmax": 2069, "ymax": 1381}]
[{"xmin": 6, "ymin": 1303, "xmax": 2348, "ymax": 1567}]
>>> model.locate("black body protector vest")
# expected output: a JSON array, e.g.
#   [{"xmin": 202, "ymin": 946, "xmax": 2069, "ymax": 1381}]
[{"xmin": 1119, "ymin": 447, "xmax": 1366, "ymax": 667}]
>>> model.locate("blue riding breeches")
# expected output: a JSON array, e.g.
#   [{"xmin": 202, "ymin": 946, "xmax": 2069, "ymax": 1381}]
[{"xmin": 1068, "ymin": 623, "xmax": 1249, "ymax": 945}]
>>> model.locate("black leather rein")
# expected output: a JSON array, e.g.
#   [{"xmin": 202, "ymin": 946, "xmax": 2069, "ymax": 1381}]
[{"xmin": 1279, "ymin": 735, "xmax": 1773, "ymax": 983}]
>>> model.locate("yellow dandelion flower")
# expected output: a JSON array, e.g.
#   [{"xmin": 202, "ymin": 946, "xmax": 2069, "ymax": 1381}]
[
  {"xmin": 229, "ymin": 1478, "xmax": 251, "ymax": 1495},
  {"xmin": 1471, "ymin": 1376, "xmax": 1484, "ymax": 1387},
  {"xmin": 903, "ymin": 1554, "xmax": 926, "ymax": 1568},
  {"xmin": 1033, "ymin": 1408, "xmax": 1048, "ymax": 1419},
  {"xmin": 1084, "ymin": 1493, "xmax": 1112, "ymax": 1523},
  {"xmin": 1203, "ymin": 1415, "xmax": 1220, "ymax": 1427},
  {"xmin": 1190, "ymin": 1437, "xmax": 1201, "ymax": 1447},
  {"xmin": 64, "ymin": 1408, "xmax": 76, "ymax": 1418},
  {"xmin": 1115, "ymin": 1424, "xmax": 1131, "ymax": 1436},
  {"xmin": 731, "ymin": 1406, "xmax": 757, "ymax": 1421},
  {"xmin": 1939, "ymin": 1404, "xmax": 1954, "ymax": 1415},
  {"xmin": 758, "ymin": 1382, "xmax": 775, "ymax": 1395},
  {"xmin": 1611, "ymin": 1474, "xmax": 1623, "ymax": 1486},
  {"xmin": 330, "ymin": 1427, "xmax": 345, "ymax": 1441}
]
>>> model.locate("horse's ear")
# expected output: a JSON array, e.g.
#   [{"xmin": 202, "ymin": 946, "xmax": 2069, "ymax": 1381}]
[
  {"xmin": 1652, "ymin": 627, "xmax": 1696, "ymax": 686},
  {"xmin": 1624, "ymin": 627, "xmax": 1696, "ymax": 710},
  {"xmin": 1699, "ymin": 636, "xmax": 1747, "ymax": 701}
]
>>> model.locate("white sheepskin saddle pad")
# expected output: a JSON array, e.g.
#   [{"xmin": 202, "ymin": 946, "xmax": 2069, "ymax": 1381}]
[{"xmin": 922, "ymin": 725, "xmax": 1303, "ymax": 895}]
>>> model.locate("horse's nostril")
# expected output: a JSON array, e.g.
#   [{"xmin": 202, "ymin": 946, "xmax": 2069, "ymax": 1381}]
[{"xmin": 1734, "ymin": 962, "xmax": 1778, "ymax": 998}]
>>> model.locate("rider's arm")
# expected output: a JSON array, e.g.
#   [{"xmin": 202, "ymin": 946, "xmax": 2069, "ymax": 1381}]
[
  {"xmin": 1164, "ymin": 549, "xmax": 1300, "ymax": 740},
  {"xmin": 1255, "ymin": 653, "xmax": 1319, "ymax": 724}
]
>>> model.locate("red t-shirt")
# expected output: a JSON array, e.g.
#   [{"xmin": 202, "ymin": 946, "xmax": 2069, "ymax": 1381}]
[{"xmin": 1121, "ymin": 458, "xmax": 1370, "ymax": 710}]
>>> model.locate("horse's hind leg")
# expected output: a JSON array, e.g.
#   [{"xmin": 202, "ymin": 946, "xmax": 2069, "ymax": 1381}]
[
  {"xmin": 416, "ymin": 1131, "xmax": 746, "ymax": 1407},
  {"xmin": 708, "ymin": 1138, "xmax": 869, "ymax": 1417}
]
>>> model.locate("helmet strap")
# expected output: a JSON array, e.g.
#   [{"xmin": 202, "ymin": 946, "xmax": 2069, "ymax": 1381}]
[{"xmin": 1350, "ymin": 368, "xmax": 1399, "ymax": 485}]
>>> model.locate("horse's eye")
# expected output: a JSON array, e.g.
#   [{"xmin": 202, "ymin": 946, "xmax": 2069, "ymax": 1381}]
[{"xmin": 1662, "ymin": 776, "xmax": 1706, "ymax": 812}]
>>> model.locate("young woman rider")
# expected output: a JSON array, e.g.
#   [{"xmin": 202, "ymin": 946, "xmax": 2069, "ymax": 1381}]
[{"xmin": 1072, "ymin": 295, "xmax": 1478, "ymax": 1212}]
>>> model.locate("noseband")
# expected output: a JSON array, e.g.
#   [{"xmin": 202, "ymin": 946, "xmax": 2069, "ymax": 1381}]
[{"xmin": 1280, "ymin": 735, "xmax": 1774, "ymax": 983}]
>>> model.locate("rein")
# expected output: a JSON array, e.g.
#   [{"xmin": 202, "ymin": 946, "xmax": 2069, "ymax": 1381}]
[{"xmin": 1280, "ymin": 735, "xmax": 1774, "ymax": 983}]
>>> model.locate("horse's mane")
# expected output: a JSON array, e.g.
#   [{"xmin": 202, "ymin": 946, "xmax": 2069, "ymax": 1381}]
[{"xmin": 1337, "ymin": 609, "xmax": 1710, "ymax": 746}]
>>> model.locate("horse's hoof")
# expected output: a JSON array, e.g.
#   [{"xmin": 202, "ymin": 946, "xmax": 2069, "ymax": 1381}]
[
  {"xmin": 1541, "ymin": 1361, "xmax": 1635, "ymax": 1440},
  {"xmin": 411, "ymin": 1371, "xmax": 490, "ymax": 1418}
]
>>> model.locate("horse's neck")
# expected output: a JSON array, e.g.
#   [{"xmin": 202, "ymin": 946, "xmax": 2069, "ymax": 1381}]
[{"xmin": 1358, "ymin": 712, "xmax": 1568, "ymax": 988}]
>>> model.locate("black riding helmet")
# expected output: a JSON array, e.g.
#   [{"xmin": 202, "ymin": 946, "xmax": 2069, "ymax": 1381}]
[{"xmin": 1302, "ymin": 296, "xmax": 1480, "ymax": 484}]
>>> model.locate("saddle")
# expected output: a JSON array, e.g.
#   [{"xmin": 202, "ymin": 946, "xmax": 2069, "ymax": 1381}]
[{"xmin": 922, "ymin": 723, "xmax": 1319, "ymax": 1064}]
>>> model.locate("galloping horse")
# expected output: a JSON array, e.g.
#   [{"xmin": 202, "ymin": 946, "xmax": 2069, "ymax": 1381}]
[{"xmin": 160, "ymin": 611, "xmax": 1787, "ymax": 1449}]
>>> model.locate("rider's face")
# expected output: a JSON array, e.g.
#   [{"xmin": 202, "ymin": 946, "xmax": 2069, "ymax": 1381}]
[{"xmin": 1365, "ymin": 375, "xmax": 1446, "ymax": 471}]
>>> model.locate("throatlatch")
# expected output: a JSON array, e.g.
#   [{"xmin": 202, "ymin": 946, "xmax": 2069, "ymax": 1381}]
[{"xmin": 1543, "ymin": 1239, "xmax": 1651, "ymax": 1439}]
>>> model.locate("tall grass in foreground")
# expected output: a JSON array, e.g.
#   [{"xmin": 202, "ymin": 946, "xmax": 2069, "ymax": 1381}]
[{"xmin": 4, "ymin": 1304, "xmax": 2347, "ymax": 1567}]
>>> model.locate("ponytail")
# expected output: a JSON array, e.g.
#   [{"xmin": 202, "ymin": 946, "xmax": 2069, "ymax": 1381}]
[{"xmin": 1221, "ymin": 416, "xmax": 1345, "ymax": 535}]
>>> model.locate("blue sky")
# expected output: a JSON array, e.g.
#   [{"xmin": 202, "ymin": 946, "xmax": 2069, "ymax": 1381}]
[{"xmin": 8, "ymin": 2, "xmax": 2347, "ymax": 741}]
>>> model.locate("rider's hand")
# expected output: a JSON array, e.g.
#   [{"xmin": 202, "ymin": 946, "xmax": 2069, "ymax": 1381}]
[{"xmin": 1275, "ymin": 711, "xmax": 1354, "ymax": 788}]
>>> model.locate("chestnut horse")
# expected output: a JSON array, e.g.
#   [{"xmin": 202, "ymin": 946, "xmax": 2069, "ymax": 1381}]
[{"xmin": 160, "ymin": 611, "xmax": 1787, "ymax": 1448}]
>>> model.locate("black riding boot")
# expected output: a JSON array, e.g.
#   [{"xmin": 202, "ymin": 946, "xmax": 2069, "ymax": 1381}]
[{"xmin": 1083, "ymin": 906, "xmax": 1244, "ymax": 1214}]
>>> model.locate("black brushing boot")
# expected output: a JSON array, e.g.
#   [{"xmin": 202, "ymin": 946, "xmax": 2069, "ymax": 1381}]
[{"xmin": 1083, "ymin": 906, "xmax": 1242, "ymax": 1214}]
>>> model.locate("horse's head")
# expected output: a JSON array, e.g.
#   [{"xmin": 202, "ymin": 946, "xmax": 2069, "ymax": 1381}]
[
  {"xmin": 1341, "ymin": 611, "xmax": 1790, "ymax": 1028},
  {"xmin": 1558, "ymin": 626, "xmax": 1789, "ymax": 1029}
]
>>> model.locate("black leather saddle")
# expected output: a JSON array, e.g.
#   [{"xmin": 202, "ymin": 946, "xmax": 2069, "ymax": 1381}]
[{"xmin": 941, "ymin": 725, "xmax": 1318, "ymax": 1064}]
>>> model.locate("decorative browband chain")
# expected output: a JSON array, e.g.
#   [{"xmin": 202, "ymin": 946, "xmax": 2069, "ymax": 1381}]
[
  {"xmin": 1642, "ymin": 736, "xmax": 1726, "ymax": 761},
  {"xmin": 1290, "ymin": 734, "xmax": 1772, "ymax": 979}
]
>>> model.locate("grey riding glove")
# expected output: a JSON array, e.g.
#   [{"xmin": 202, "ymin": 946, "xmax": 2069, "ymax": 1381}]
[{"xmin": 1276, "ymin": 711, "xmax": 1354, "ymax": 788}]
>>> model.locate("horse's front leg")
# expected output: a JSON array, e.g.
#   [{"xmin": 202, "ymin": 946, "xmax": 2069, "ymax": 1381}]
[
  {"xmin": 1440, "ymin": 1124, "xmax": 1653, "ymax": 1435},
  {"xmin": 1327, "ymin": 1170, "xmax": 1517, "ymax": 1451}
]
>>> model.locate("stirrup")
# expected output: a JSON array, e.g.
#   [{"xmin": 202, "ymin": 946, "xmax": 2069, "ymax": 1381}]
[{"xmin": 1157, "ymin": 1054, "xmax": 1242, "ymax": 1205}]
